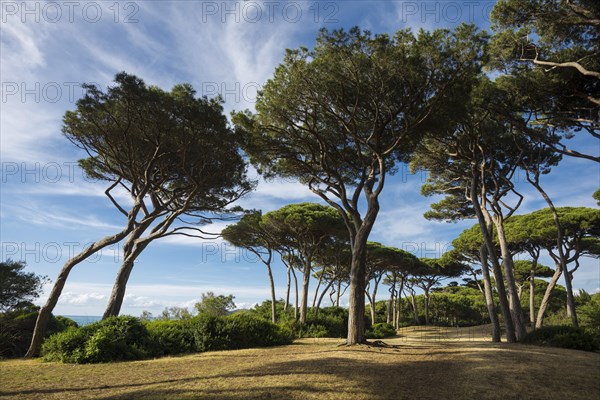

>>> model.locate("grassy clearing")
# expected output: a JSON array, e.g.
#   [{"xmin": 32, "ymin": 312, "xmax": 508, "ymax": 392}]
[{"xmin": 1, "ymin": 326, "xmax": 598, "ymax": 400}]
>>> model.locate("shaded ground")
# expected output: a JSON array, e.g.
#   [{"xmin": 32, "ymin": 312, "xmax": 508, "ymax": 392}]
[{"xmin": 1, "ymin": 326, "xmax": 598, "ymax": 399}]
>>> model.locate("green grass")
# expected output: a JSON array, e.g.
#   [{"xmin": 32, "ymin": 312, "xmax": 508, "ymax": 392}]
[{"xmin": 1, "ymin": 326, "xmax": 598, "ymax": 399}]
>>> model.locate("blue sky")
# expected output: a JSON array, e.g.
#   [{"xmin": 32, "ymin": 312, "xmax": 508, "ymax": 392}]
[{"xmin": 1, "ymin": 1, "xmax": 598, "ymax": 316}]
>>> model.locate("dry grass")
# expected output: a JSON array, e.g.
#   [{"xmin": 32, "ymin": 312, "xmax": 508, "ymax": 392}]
[{"xmin": 1, "ymin": 326, "xmax": 598, "ymax": 400}]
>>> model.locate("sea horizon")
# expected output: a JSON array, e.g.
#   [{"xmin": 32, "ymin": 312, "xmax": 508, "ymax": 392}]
[{"xmin": 60, "ymin": 315, "xmax": 102, "ymax": 326}]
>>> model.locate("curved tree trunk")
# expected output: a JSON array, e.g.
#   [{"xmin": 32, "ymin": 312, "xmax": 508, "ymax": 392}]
[
  {"xmin": 535, "ymin": 265, "xmax": 562, "ymax": 328},
  {"xmin": 25, "ymin": 227, "xmax": 133, "ymax": 357},
  {"xmin": 529, "ymin": 256, "xmax": 538, "ymax": 326},
  {"xmin": 424, "ymin": 290, "xmax": 430, "ymax": 326},
  {"xmin": 494, "ymin": 221, "xmax": 527, "ymax": 341},
  {"xmin": 562, "ymin": 267, "xmax": 579, "ymax": 327},
  {"xmin": 368, "ymin": 275, "xmax": 382, "ymax": 325},
  {"xmin": 103, "ymin": 204, "xmax": 190, "ymax": 319},
  {"xmin": 526, "ymin": 173, "xmax": 578, "ymax": 327},
  {"xmin": 480, "ymin": 245, "xmax": 501, "ymax": 342},
  {"xmin": 290, "ymin": 266, "xmax": 299, "ymax": 321},
  {"xmin": 396, "ymin": 279, "xmax": 404, "ymax": 329},
  {"xmin": 470, "ymin": 175, "xmax": 516, "ymax": 343},
  {"xmin": 102, "ymin": 258, "xmax": 136, "ymax": 318},
  {"xmin": 387, "ymin": 275, "xmax": 396, "ymax": 324},
  {"xmin": 267, "ymin": 263, "xmax": 277, "ymax": 323},
  {"xmin": 315, "ymin": 279, "xmax": 334, "ymax": 317},
  {"xmin": 411, "ymin": 293, "xmax": 419, "ymax": 324},
  {"xmin": 312, "ymin": 270, "xmax": 323, "ymax": 309},
  {"xmin": 284, "ymin": 266, "xmax": 291, "ymax": 312},
  {"xmin": 103, "ymin": 221, "xmax": 154, "ymax": 318}
]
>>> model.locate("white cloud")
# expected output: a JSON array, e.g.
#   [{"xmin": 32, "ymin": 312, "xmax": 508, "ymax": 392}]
[
  {"xmin": 60, "ymin": 291, "xmax": 107, "ymax": 305},
  {"xmin": 1, "ymin": 202, "xmax": 123, "ymax": 231}
]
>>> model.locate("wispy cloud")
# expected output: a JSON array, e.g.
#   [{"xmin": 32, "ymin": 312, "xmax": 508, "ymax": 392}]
[{"xmin": 1, "ymin": 202, "xmax": 123, "ymax": 231}]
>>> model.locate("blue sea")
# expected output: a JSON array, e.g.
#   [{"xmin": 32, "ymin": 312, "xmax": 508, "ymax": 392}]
[{"xmin": 60, "ymin": 315, "xmax": 102, "ymax": 326}]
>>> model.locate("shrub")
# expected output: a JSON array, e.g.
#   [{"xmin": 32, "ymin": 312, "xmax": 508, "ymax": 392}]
[
  {"xmin": 288, "ymin": 307, "xmax": 350, "ymax": 338},
  {"xmin": 0, "ymin": 309, "xmax": 77, "ymax": 359},
  {"xmin": 146, "ymin": 319, "xmax": 195, "ymax": 356},
  {"xmin": 579, "ymin": 294, "xmax": 600, "ymax": 335},
  {"xmin": 522, "ymin": 325, "xmax": 599, "ymax": 352},
  {"xmin": 41, "ymin": 326, "xmax": 93, "ymax": 363},
  {"xmin": 42, "ymin": 316, "xmax": 152, "ymax": 363},
  {"xmin": 224, "ymin": 313, "xmax": 293, "ymax": 348},
  {"xmin": 366, "ymin": 323, "xmax": 396, "ymax": 339},
  {"xmin": 189, "ymin": 314, "xmax": 231, "ymax": 352},
  {"xmin": 42, "ymin": 314, "xmax": 293, "ymax": 363},
  {"xmin": 83, "ymin": 317, "xmax": 151, "ymax": 363}
]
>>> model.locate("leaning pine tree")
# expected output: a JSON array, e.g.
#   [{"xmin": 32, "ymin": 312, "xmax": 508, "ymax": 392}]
[
  {"xmin": 26, "ymin": 73, "xmax": 253, "ymax": 357},
  {"xmin": 234, "ymin": 25, "xmax": 486, "ymax": 344}
]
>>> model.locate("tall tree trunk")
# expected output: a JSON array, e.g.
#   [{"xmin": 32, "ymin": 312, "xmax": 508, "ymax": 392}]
[
  {"xmin": 470, "ymin": 174, "xmax": 516, "ymax": 343},
  {"xmin": 103, "ymin": 221, "xmax": 154, "ymax": 318},
  {"xmin": 387, "ymin": 275, "xmax": 396, "ymax": 324},
  {"xmin": 424, "ymin": 290, "xmax": 430, "ymax": 326},
  {"xmin": 347, "ymin": 221, "xmax": 372, "ymax": 344},
  {"xmin": 562, "ymin": 267, "xmax": 579, "ymax": 327},
  {"xmin": 299, "ymin": 258, "xmax": 311, "ymax": 324},
  {"xmin": 411, "ymin": 293, "xmax": 419, "ymax": 324},
  {"xmin": 494, "ymin": 220, "xmax": 527, "ymax": 341},
  {"xmin": 284, "ymin": 266, "xmax": 291, "ymax": 312},
  {"xmin": 103, "ymin": 258, "xmax": 136, "ymax": 318},
  {"xmin": 480, "ymin": 245, "xmax": 501, "ymax": 342},
  {"xmin": 396, "ymin": 279, "xmax": 404, "ymax": 329},
  {"xmin": 365, "ymin": 291, "xmax": 376, "ymax": 327},
  {"xmin": 25, "ymin": 227, "xmax": 133, "ymax": 358},
  {"xmin": 336, "ymin": 280, "xmax": 341, "ymax": 307},
  {"xmin": 535, "ymin": 264, "xmax": 562, "ymax": 328},
  {"xmin": 266, "ymin": 262, "xmax": 277, "ymax": 323},
  {"xmin": 369, "ymin": 275, "xmax": 382, "ymax": 325},
  {"xmin": 291, "ymin": 266, "xmax": 299, "ymax": 321},
  {"xmin": 529, "ymin": 255, "xmax": 538, "ymax": 326}
]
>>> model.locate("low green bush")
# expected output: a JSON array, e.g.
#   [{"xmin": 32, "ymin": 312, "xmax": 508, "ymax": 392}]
[
  {"xmin": 579, "ymin": 294, "xmax": 600, "ymax": 335},
  {"xmin": 41, "ymin": 326, "xmax": 93, "ymax": 363},
  {"xmin": 146, "ymin": 319, "xmax": 195, "ymax": 356},
  {"xmin": 83, "ymin": 317, "xmax": 152, "ymax": 363},
  {"xmin": 224, "ymin": 313, "xmax": 293, "ymax": 348},
  {"xmin": 189, "ymin": 314, "xmax": 231, "ymax": 352},
  {"xmin": 366, "ymin": 323, "xmax": 396, "ymax": 339},
  {"xmin": 0, "ymin": 308, "xmax": 77, "ymax": 359},
  {"xmin": 522, "ymin": 325, "xmax": 599, "ymax": 352},
  {"xmin": 42, "ymin": 314, "xmax": 293, "ymax": 363},
  {"xmin": 280, "ymin": 307, "xmax": 352, "ymax": 338},
  {"xmin": 42, "ymin": 316, "xmax": 152, "ymax": 363}
]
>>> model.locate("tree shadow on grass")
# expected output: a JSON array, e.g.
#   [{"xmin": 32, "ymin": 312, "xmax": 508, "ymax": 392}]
[
  {"xmin": 91, "ymin": 357, "xmax": 470, "ymax": 400},
  {"xmin": 2, "ymin": 342, "xmax": 598, "ymax": 400}
]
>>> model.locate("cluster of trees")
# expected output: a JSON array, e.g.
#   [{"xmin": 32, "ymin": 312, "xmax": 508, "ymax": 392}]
[
  {"xmin": 25, "ymin": 74, "xmax": 255, "ymax": 357},
  {"xmin": 222, "ymin": 202, "xmax": 470, "ymax": 327},
  {"xmin": 14, "ymin": 0, "xmax": 599, "ymax": 356},
  {"xmin": 452, "ymin": 208, "xmax": 599, "ymax": 334},
  {"xmin": 230, "ymin": 0, "xmax": 598, "ymax": 344},
  {"xmin": 141, "ymin": 292, "xmax": 237, "ymax": 321}
]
